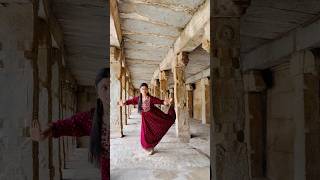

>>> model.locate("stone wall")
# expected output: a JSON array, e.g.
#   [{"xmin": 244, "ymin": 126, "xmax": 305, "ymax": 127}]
[{"xmin": 0, "ymin": 3, "xmax": 34, "ymax": 180}]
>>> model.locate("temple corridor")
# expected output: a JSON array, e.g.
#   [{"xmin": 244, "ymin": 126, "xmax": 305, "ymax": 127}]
[{"xmin": 1, "ymin": 0, "xmax": 320, "ymax": 180}]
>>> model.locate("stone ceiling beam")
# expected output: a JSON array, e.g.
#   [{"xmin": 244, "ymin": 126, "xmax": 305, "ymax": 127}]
[
  {"xmin": 110, "ymin": 0, "xmax": 122, "ymax": 47},
  {"xmin": 151, "ymin": 0, "xmax": 209, "ymax": 83},
  {"xmin": 242, "ymin": 15, "xmax": 320, "ymax": 71},
  {"xmin": 185, "ymin": 67, "xmax": 209, "ymax": 84}
]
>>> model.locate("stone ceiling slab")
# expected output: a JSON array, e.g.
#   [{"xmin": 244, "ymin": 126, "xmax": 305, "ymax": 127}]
[
  {"xmin": 118, "ymin": 1, "xmax": 192, "ymax": 28},
  {"xmin": 52, "ymin": 0, "xmax": 108, "ymax": 86},
  {"xmin": 118, "ymin": 0, "xmax": 205, "ymax": 88},
  {"xmin": 241, "ymin": 0, "xmax": 320, "ymax": 53}
]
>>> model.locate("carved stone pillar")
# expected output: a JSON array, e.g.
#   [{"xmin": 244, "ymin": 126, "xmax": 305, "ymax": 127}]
[
  {"xmin": 173, "ymin": 52, "xmax": 190, "ymax": 143},
  {"xmin": 160, "ymin": 70, "xmax": 169, "ymax": 111},
  {"xmin": 121, "ymin": 68, "xmax": 127, "ymax": 126},
  {"xmin": 125, "ymin": 76, "xmax": 129, "ymax": 123},
  {"xmin": 150, "ymin": 85, "xmax": 154, "ymax": 96},
  {"xmin": 159, "ymin": 70, "xmax": 169, "ymax": 100},
  {"xmin": 211, "ymin": 0, "xmax": 251, "ymax": 179},
  {"xmin": 201, "ymin": 77, "xmax": 209, "ymax": 124},
  {"xmin": 154, "ymin": 79, "xmax": 160, "ymax": 98},
  {"xmin": 186, "ymin": 84, "xmax": 194, "ymax": 118},
  {"xmin": 110, "ymin": 47, "xmax": 123, "ymax": 138}
]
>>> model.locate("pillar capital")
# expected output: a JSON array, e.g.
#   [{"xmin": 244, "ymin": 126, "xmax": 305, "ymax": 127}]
[
  {"xmin": 172, "ymin": 52, "xmax": 189, "ymax": 68},
  {"xmin": 186, "ymin": 84, "xmax": 194, "ymax": 91},
  {"xmin": 110, "ymin": 46, "xmax": 120, "ymax": 62},
  {"xmin": 153, "ymin": 79, "xmax": 160, "ymax": 87},
  {"xmin": 243, "ymin": 70, "xmax": 266, "ymax": 92},
  {"xmin": 159, "ymin": 70, "xmax": 169, "ymax": 81},
  {"xmin": 202, "ymin": 22, "xmax": 210, "ymax": 53},
  {"xmin": 213, "ymin": 0, "xmax": 251, "ymax": 17},
  {"xmin": 201, "ymin": 77, "xmax": 209, "ymax": 85}
]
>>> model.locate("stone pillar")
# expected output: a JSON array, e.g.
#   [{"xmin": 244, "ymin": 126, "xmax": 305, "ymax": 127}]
[
  {"xmin": 211, "ymin": 0, "xmax": 251, "ymax": 179},
  {"xmin": 128, "ymin": 84, "xmax": 134, "ymax": 115},
  {"xmin": 121, "ymin": 68, "xmax": 127, "ymax": 126},
  {"xmin": 201, "ymin": 77, "xmax": 210, "ymax": 124},
  {"xmin": 110, "ymin": 47, "xmax": 123, "ymax": 138},
  {"xmin": 186, "ymin": 84, "xmax": 194, "ymax": 118},
  {"xmin": 159, "ymin": 70, "xmax": 169, "ymax": 100},
  {"xmin": 243, "ymin": 70, "xmax": 266, "ymax": 178},
  {"xmin": 125, "ymin": 77, "xmax": 129, "ymax": 123},
  {"xmin": 150, "ymin": 85, "xmax": 154, "ymax": 96},
  {"xmin": 290, "ymin": 50, "xmax": 320, "ymax": 180},
  {"xmin": 173, "ymin": 52, "xmax": 190, "ymax": 142},
  {"xmin": 160, "ymin": 70, "xmax": 169, "ymax": 111},
  {"xmin": 154, "ymin": 79, "xmax": 160, "ymax": 98}
]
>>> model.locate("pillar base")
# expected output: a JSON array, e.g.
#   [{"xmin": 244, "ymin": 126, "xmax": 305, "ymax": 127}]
[{"xmin": 110, "ymin": 130, "xmax": 123, "ymax": 139}]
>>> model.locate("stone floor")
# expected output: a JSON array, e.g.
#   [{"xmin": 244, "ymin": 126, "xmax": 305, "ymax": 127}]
[
  {"xmin": 111, "ymin": 109, "xmax": 210, "ymax": 180},
  {"xmin": 62, "ymin": 148, "xmax": 100, "ymax": 180}
]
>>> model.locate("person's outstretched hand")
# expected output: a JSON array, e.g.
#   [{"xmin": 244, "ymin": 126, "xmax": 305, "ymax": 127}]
[
  {"xmin": 117, "ymin": 100, "xmax": 125, "ymax": 106},
  {"xmin": 164, "ymin": 98, "xmax": 173, "ymax": 106},
  {"xmin": 30, "ymin": 121, "xmax": 52, "ymax": 142},
  {"xmin": 30, "ymin": 121, "xmax": 43, "ymax": 141}
]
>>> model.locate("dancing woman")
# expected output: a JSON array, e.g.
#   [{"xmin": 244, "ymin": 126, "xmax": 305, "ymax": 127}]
[
  {"xmin": 118, "ymin": 83, "xmax": 176, "ymax": 155},
  {"xmin": 30, "ymin": 68, "xmax": 110, "ymax": 180}
]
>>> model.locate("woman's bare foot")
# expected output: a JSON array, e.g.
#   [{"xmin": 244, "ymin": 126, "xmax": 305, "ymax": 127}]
[{"xmin": 144, "ymin": 148, "xmax": 155, "ymax": 155}]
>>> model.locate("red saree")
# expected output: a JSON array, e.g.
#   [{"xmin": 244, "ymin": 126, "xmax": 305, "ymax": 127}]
[
  {"xmin": 125, "ymin": 96, "xmax": 176, "ymax": 149},
  {"xmin": 51, "ymin": 109, "xmax": 109, "ymax": 180}
]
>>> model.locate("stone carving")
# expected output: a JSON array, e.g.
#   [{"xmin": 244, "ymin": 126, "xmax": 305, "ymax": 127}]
[
  {"xmin": 214, "ymin": 0, "xmax": 251, "ymax": 16},
  {"xmin": 216, "ymin": 144, "xmax": 226, "ymax": 161},
  {"xmin": 219, "ymin": 25, "xmax": 234, "ymax": 42}
]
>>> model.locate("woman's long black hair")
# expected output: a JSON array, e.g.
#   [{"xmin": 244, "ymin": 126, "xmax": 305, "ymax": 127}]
[
  {"xmin": 138, "ymin": 83, "xmax": 150, "ymax": 114},
  {"xmin": 89, "ymin": 68, "xmax": 109, "ymax": 166}
]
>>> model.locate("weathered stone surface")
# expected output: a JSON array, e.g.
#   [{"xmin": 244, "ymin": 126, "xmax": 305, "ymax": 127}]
[
  {"xmin": 0, "ymin": 3, "xmax": 34, "ymax": 180},
  {"xmin": 200, "ymin": 77, "xmax": 210, "ymax": 124},
  {"xmin": 153, "ymin": 79, "xmax": 160, "ymax": 98},
  {"xmin": 111, "ymin": 109, "xmax": 210, "ymax": 180},
  {"xmin": 110, "ymin": 47, "xmax": 124, "ymax": 138},
  {"xmin": 211, "ymin": 1, "xmax": 250, "ymax": 179},
  {"xmin": 159, "ymin": 70, "xmax": 169, "ymax": 100},
  {"xmin": 173, "ymin": 52, "xmax": 190, "ymax": 143},
  {"xmin": 186, "ymin": 84, "xmax": 194, "ymax": 118}
]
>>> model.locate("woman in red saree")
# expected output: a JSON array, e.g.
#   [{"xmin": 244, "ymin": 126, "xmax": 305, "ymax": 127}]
[
  {"xmin": 30, "ymin": 68, "xmax": 110, "ymax": 180},
  {"xmin": 119, "ymin": 83, "xmax": 176, "ymax": 155}
]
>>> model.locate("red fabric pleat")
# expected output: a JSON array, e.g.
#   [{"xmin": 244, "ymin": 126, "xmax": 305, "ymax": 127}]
[{"xmin": 140, "ymin": 104, "xmax": 176, "ymax": 149}]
